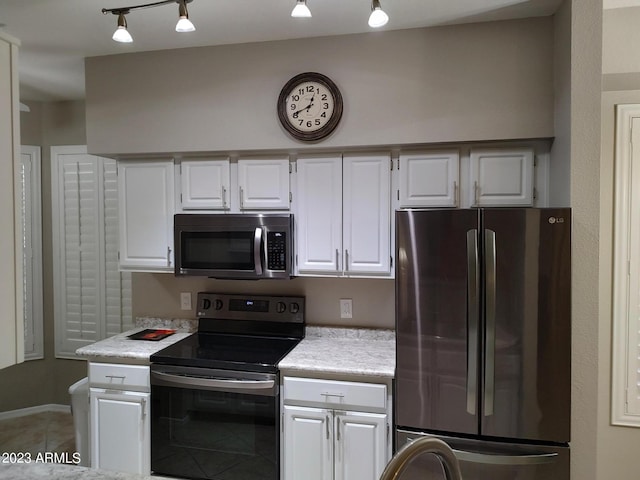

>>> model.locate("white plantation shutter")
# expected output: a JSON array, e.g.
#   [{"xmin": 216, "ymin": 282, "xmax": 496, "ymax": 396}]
[
  {"xmin": 20, "ymin": 146, "xmax": 43, "ymax": 360},
  {"xmin": 613, "ymin": 106, "xmax": 640, "ymax": 425},
  {"xmin": 103, "ymin": 159, "xmax": 133, "ymax": 337},
  {"xmin": 52, "ymin": 146, "xmax": 132, "ymax": 359}
]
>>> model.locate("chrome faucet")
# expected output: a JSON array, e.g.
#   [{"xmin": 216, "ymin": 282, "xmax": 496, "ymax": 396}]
[{"xmin": 379, "ymin": 437, "xmax": 463, "ymax": 480}]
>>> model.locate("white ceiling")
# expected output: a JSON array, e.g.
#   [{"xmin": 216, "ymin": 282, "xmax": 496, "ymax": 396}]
[{"xmin": 0, "ymin": 0, "xmax": 563, "ymax": 101}]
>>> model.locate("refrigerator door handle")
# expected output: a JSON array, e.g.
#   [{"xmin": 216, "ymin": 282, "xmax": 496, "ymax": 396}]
[
  {"xmin": 466, "ymin": 229, "xmax": 480, "ymax": 415},
  {"xmin": 452, "ymin": 448, "xmax": 558, "ymax": 466},
  {"xmin": 484, "ymin": 229, "xmax": 497, "ymax": 417}
]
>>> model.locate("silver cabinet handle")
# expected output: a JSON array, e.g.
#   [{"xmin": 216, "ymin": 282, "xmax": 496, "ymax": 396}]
[
  {"xmin": 167, "ymin": 246, "xmax": 172, "ymax": 267},
  {"xmin": 105, "ymin": 375, "xmax": 126, "ymax": 382},
  {"xmin": 239, "ymin": 186, "xmax": 244, "ymax": 209},
  {"xmin": 454, "ymin": 181, "xmax": 459, "ymax": 207},
  {"xmin": 321, "ymin": 392, "xmax": 345, "ymax": 398},
  {"xmin": 453, "ymin": 448, "xmax": 558, "ymax": 466},
  {"xmin": 345, "ymin": 250, "xmax": 349, "ymax": 272},
  {"xmin": 474, "ymin": 181, "xmax": 479, "ymax": 206},
  {"xmin": 484, "ymin": 229, "xmax": 497, "ymax": 417},
  {"xmin": 335, "ymin": 249, "xmax": 340, "ymax": 271},
  {"xmin": 466, "ymin": 229, "xmax": 479, "ymax": 415},
  {"xmin": 222, "ymin": 186, "xmax": 227, "ymax": 208},
  {"xmin": 254, "ymin": 227, "xmax": 263, "ymax": 275},
  {"xmin": 325, "ymin": 415, "xmax": 330, "ymax": 440}
]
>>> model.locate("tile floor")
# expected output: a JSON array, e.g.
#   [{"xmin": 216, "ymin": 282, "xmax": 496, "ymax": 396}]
[{"xmin": 0, "ymin": 411, "xmax": 76, "ymax": 462}]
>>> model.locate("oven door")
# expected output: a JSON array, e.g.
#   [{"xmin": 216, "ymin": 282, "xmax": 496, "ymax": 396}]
[{"xmin": 151, "ymin": 365, "xmax": 279, "ymax": 480}]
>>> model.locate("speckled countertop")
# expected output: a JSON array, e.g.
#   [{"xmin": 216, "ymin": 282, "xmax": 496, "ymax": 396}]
[
  {"xmin": 74, "ymin": 319, "xmax": 396, "ymax": 379},
  {"xmin": 278, "ymin": 326, "xmax": 395, "ymax": 378},
  {"xmin": 74, "ymin": 317, "xmax": 197, "ymax": 363},
  {"xmin": 0, "ymin": 463, "xmax": 176, "ymax": 480}
]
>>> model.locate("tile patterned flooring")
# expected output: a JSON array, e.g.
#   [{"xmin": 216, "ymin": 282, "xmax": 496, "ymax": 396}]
[{"xmin": 0, "ymin": 411, "xmax": 76, "ymax": 461}]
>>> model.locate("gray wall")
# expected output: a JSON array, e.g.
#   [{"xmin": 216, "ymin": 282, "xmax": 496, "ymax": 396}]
[
  {"xmin": 85, "ymin": 18, "xmax": 554, "ymax": 156},
  {"xmin": 590, "ymin": 6, "xmax": 640, "ymax": 480},
  {"xmin": 0, "ymin": 101, "xmax": 87, "ymax": 411}
]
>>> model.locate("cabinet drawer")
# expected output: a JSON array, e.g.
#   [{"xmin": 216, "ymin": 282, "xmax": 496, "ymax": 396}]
[
  {"xmin": 283, "ymin": 377, "xmax": 386, "ymax": 411},
  {"xmin": 89, "ymin": 362, "xmax": 150, "ymax": 391}
]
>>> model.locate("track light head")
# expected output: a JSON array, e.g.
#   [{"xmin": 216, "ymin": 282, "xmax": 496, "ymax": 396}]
[
  {"xmin": 368, "ymin": 0, "xmax": 389, "ymax": 28},
  {"xmin": 176, "ymin": 0, "xmax": 196, "ymax": 32},
  {"xmin": 291, "ymin": 0, "xmax": 312, "ymax": 18},
  {"xmin": 112, "ymin": 12, "xmax": 133, "ymax": 43}
]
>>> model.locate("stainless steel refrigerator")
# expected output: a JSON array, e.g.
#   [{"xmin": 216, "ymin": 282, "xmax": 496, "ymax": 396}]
[{"xmin": 395, "ymin": 208, "xmax": 571, "ymax": 480}]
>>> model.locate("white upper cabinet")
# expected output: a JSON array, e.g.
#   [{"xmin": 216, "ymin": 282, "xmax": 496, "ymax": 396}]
[
  {"xmin": 469, "ymin": 147, "xmax": 534, "ymax": 206},
  {"xmin": 295, "ymin": 154, "xmax": 391, "ymax": 277},
  {"xmin": 180, "ymin": 159, "xmax": 230, "ymax": 210},
  {"xmin": 343, "ymin": 154, "xmax": 391, "ymax": 275},
  {"xmin": 295, "ymin": 157, "xmax": 343, "ymax": 273},
  {"xmin": 238, "ymin": 158, "xmax": 290, "ymax": 210},
  {"xmin": 118, "ymin": 159, "xmax": 175, "ymax": 272},
  {"xmin": 398, "ymin": 150, "xmax": 459, "ymax": 208}
]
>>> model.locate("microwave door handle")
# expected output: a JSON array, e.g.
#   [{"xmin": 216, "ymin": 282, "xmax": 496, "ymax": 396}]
[{"xmin": 254, "ymin": 227, "xmax": 263, "ymax": 275}]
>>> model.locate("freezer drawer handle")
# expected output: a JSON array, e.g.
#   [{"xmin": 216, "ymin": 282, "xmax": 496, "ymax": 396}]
[{"xmin": 452, "ymin": 448, "xmax": 558, "ymax": 466}]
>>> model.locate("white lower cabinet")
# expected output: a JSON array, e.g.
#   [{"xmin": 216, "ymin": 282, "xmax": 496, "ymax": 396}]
[
  {"xmin": 88, "ymin": 362, "xmax": 150, "ymax": 475},
  {"xmin": 282, "ymin": 377, "xmax": 391, "ymax": 480}
]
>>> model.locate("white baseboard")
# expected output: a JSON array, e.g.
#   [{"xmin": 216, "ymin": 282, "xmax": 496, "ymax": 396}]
[{"xmin": 0, "ymin": 404, "xmax": 71, "ymax": 421}]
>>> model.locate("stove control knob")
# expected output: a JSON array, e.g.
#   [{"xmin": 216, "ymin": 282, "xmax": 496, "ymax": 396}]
[
  {"xmin": 214, "ymin": 299, "xmax": 224, "ymax": 310},
  {"xmin": 202, "ymin": 299, "xmax": 211, "ymax": 310},
  {"xmin": 276, "ymin": 301, "xmax": 287, "ymax": 313},
  {"xmin": 289, "ymin": 302, "xmax": 300, "ymax": 314}
]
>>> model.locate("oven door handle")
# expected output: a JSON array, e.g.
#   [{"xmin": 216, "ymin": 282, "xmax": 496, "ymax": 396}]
[{"xmin": 151, "ymin": 370, "xmax": 275, "ymax": 393}]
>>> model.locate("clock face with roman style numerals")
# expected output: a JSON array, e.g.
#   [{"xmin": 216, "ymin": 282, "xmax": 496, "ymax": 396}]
[{"xmin": 277, "ymin": 72, "xmax": 343, "ymax": 142}]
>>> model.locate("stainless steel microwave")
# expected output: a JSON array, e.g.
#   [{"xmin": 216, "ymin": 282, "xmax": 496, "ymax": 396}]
[{"xmin": 174, "ymin": 214, "xmax": 294, "ymax": 279}]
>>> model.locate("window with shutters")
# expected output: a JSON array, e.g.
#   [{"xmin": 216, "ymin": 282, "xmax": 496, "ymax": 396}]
[
  {"xmin": 20, "ymin": 146, "xmax": 43, "ymax": 360},
  {"xmin": 612, "ymin": 104, "xmax": 640, "ymax": 426},
  {"xmin": 51, "ymin": 146, "xmax": 132, "ymax": 359}
]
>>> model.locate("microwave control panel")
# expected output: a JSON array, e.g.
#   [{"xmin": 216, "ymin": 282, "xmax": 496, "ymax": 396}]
[{"xmin": 267, "ymin": 231, "xmax": 287, "ymax": 271}]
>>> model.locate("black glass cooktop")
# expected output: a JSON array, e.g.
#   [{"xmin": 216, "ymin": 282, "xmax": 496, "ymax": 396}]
[{"xmin": 150, "ymin": 333, "xmax": 301, "ymax": 374}]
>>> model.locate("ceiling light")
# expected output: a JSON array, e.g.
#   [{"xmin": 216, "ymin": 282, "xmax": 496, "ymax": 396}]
[
  {"xmin": 102, "ymin": 0, "xmax": 196, "ymax": 43},
  {"xmin": 112, "ymin": 13, "xmax": 133, "ymax": 43},
  {"xmin": 368, "ymin": 0, "xmax": 389, "ymax": 28},
  {"xmin": 291, "ymin": 0, "xmax": 312, "ymax": 18},
  {"xmin": 175, "ymin": 0, "xmax": 195, "ymax": 32}
]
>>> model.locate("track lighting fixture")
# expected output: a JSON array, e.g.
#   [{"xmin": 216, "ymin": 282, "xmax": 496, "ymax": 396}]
[
  {"xmin": 368, "ymin": 0, "xmax": 389, "ymax": 28},
  {"xmin": 102, "ymin": 0, "xmax": 196, "ymax": 43},
  {"xmin": 175, "ymin": 0, "xmax": 195, "ymax": 32},
  {"xmin": 112, "ymin": 12, "xmax": 133, "ymax": 43},
  {"xmin": 291, "ymin": 0, "xmax": 312, "ymax": 18}
]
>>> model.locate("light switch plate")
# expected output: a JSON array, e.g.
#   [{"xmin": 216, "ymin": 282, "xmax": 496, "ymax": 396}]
[
  {"xmin": 340, "ymin": 299, "xmax": 353, "ymax": 319},
  {"xmin": 180, "ymin": 292, "xmax": 192, "ymax": 311}
]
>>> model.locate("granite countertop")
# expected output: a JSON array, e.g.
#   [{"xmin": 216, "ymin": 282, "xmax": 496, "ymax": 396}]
[
  {"xmin": 278, "ymin": 326, "xmax": 395, "ymax": 378},
  {"xmin": 75, "ymin": 317, "xmax": 197, "ymax": 363},
  {"xmin": 74, "ymin": 319, "xmax": 396, "ymax": 380},
  {"xmin": 0, "ymin": 463, "xmax": 175, "ymax": 480}
]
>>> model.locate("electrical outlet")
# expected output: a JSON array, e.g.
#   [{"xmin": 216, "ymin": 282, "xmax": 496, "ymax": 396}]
[
  {"xmin": 180, "ymin": 292, "xmax": 192, "ymax": 311},
  {"xmin": 339, "ymin": 299, "xmax": 353, "ymax": 319}
]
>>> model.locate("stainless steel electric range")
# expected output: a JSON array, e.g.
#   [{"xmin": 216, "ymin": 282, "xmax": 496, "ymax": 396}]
[{"xmin": 149, "ymin": 292, "xmax": 305, "ymax": 480}]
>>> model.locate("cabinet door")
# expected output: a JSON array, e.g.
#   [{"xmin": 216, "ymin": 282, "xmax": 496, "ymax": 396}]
[
  {"xmin": 470, "ymin": 147, "xmax": 534, "ymax": 206},
  {"xmin": 283, "ymin": 405, "xmax": 333, "ymax": 480},
  {"xmin": 118, "ymin": 160, "xmax": 174, "ymax": 271},
  {"xmin": 334, "ymin": 411, "xmax": 388, "ymax": 480},
  {"xmin": 295, "ymin": 157, "xmax": 343, "ymax": 274},
  {"xmin": 238, "ymin": 158, "xmax": 290, "ymax": 210},
  {"xmin": 343, "ymin": 154, "xmax": 391, "ymax": 275},
  {"xmin": 399, "ymin": 151, "xmax": 459, "ymax": 207},
  {"xmin": 180, "ymin": 159, "xmax": 230, "ymax": 210},
  {"xmin": 90, "ymin": 389, "xmax": 150, "ymax": 475}
]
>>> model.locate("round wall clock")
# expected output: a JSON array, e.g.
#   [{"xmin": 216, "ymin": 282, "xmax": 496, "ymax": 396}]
[{"xmin": 277, "ymin": 72, "xmax": 343, "ymax": 142}]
